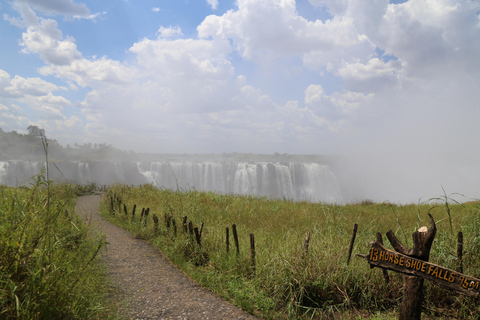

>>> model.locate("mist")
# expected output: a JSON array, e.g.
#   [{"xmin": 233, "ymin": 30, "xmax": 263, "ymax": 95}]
[{"xmin": 1, "ymin": 0, "xmax": 480, "ymax": 204}]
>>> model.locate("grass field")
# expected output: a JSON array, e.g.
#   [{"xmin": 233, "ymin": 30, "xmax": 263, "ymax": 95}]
[
  {"xmin": 101, "ymin": 184, "xmax": 480, "ymax": 319},
  {"xmin": 0, "ymin": 175, "xmax": 116, "ymax": 320}
]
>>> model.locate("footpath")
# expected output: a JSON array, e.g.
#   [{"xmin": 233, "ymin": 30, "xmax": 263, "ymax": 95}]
[{"xmin": 76, "ymin": 195, "xmax": 258, "ymax": 320}]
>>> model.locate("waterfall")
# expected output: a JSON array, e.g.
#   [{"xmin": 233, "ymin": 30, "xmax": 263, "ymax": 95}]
[
  {"xmin": 0, "ymin": 160, "xmax": 342, "ymax": 203},
  {"xmin": 139, "ymin": 161, "xmax": 341, "ymax": 203}
]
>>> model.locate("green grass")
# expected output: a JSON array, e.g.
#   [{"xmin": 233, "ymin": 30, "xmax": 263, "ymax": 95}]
[
  {"xmin": 102, "ymin": 184, "xmax": 480, "ymax": 319},
  {"xmin": 0, "ymin": 174, "xmax": 117, "ymax": 319}
]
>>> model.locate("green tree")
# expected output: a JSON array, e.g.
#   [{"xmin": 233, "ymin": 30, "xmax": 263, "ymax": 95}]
[{"xmin": 27, "ymin": 125, "xmax": 46, "ymax": 138}]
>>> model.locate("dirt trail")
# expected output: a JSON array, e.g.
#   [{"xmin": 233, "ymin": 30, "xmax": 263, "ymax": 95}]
[{"xmin": 76, "ymin": 195, "xmax": 258, "ymax": 320}]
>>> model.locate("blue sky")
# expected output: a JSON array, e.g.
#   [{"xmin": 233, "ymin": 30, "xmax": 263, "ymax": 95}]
[
  {"xmin": 1, "ymin": 0, "xmax": 480, "ymax": 202},
  {"xmin": 1, "ymin": 0, "xmax": 478, "ymax": 153}
]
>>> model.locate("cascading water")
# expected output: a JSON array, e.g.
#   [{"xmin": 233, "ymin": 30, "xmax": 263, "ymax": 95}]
[
  {"xmin": 136, "ymin": 161, "xmax": 341, "ymax": 203},
  {"xmin": 0, "ymin": 160, "xmax": 343, "ymax": 203}
]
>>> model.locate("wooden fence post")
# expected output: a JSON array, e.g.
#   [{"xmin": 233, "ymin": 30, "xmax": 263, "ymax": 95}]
[
  {"xmin": 457, "ymin": 231, "xmax": 463, "ymax": 273},
  {"xmin": 188, "ymin": 221, "xmax": 194, "ymax": 235},
  {"xmin": 386, "ymin": 214, "xmax": 436, "ymax": 320},
  {"xmin": 232, "ymin": 224, "xmax": 240, "ymax": 255},
  {"xmin": 152, "ymin": 214, "xmax": 159, "ymax": 233},
  {"xmin": 250, "ymin": 233, "xmax": 256, "ymax": 274},
  {"xmin": 144, "ymin": 208, "xmax": 150, "ymax": 226},
  {"xmin": 347, "ymin": 223, "xmax": 358, "ymax": 265},
  {"xmin": 166, "ymin": 215, "xmax": 171, "ymax": 228},
  {"xmin": 172, "ymin": 218, "xmax": 177, "ymax": 237},
  {"xmin": 132, "ymin": 204, "xmax": 136, "ymax": 219},
  {"xmin": 194, "ymin": 227, "xmax": 201, "ymax": 246}
]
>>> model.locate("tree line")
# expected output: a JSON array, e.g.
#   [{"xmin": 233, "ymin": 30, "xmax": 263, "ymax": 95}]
[{"xmin": 0, "ymin": 126, "xmax": 133, "ymax": 161}]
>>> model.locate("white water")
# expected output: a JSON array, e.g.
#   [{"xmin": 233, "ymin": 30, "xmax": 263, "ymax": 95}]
[{"xmin": 0, "ymin": 160, "xmax": 342, "ymax": 203}]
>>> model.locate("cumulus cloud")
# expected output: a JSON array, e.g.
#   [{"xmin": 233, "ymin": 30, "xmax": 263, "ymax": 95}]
[
  {"xmin": 10, "ymin": 3, "xmax": 83, "ymax": 65},
  {"xmin": 198, "ymin": 0, "xmax": 356, "ymax": 61},
  {"xmin": 0, "ymin": 69, "xmax": 62, "ymax": 99},
  {"xmin": 5, "ymin": 75, "xmax": 59, "ymax": 97}
]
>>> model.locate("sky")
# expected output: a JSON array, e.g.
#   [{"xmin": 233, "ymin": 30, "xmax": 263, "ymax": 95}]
[{"xmin": 1, "ymin": 0, "xmax": 480, "ymax": 202}]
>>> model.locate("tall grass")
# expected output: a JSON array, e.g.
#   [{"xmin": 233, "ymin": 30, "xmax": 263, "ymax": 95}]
[
  {"xmin": 0, "ymin": 173, "xmax": 114, "ymax": 319},
  {"xmin": 102, "ymin": 184, "xmax": 480, "ymax": 319}
]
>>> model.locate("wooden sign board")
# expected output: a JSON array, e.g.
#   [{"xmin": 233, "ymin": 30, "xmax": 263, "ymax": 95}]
[{"xmin": 360, "ymin": 241, "xmax": 480, "ymax": 298}]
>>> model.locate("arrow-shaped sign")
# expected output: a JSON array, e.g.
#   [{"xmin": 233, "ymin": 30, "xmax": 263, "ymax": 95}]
[{"xmin": 358, "ymin": 241, "xmax": 480, "ymax": 298}]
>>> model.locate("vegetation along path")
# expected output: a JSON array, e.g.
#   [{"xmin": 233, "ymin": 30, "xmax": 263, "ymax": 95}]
[{"xmin": 76, "ymin": 195, "xmax": 258, "ymax": 320}]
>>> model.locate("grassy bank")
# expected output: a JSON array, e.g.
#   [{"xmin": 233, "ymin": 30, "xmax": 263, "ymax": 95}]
[
  {"xmin": 102, "ymin": 184, "xmax": 480, "ymax": 319},
  {"xmin": 0, "ymin": 175, "xmax": 115, "ymax": 319}
]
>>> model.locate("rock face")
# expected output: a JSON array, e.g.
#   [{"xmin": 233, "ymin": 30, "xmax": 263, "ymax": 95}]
[{"xmin": 0, "ymin": 160, "xmax": 342, "ymax": 203}]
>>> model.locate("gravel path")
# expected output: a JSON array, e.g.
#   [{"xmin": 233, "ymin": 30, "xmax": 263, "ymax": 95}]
[{"xmin": 76, "ymin": 195, "xmax": 259, "ymax": 320}]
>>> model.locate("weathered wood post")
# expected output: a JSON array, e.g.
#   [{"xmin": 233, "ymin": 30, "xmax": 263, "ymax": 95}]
[
  {"xmin": 386, "ymin": 214, "xmax": 436, "ymax": 320},
  {"xmin": 188, "ymin": 221, "xmax": 194, "ymax": 236},
  {"xmin": 132, "ymin": 204, "xmax": 136, "ymax": 219},
  {"xmin": 152, "ymin": 214, "xmax": 159, "ymax": 233},
  {"xmin": 347, "ymin": 223, "xmax": 358, "ymax": 265},
  {"xmin": 457, "ymin": 231, "xmax": 463, "ymax": 273},
  {"xmin": 166, "ymin": 215, "xmax": 171, "ymax": 228},
  {"xmin": 144, "ymin": 208, "xmax": 150, "ymax": 226},
  {"xmin": 194, "ymin": 227, "xmax": 201, "ymax": 246},
  {"xmin": 250, "ymin": 233, "xmax": 256, "ymax": 274},
  {"xmin": 232, "ymin": 224, "xmax": 240, "ymax": 255}
]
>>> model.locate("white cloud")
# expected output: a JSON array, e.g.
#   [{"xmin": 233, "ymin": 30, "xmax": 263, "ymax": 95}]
[
  {"xmin": 305, "ymin": 84, "xmax": 373, "ymax": 121},
  {"xmin": 20, "ymin": 15, "xmax": 82, "ymax": 65},
  {"xmin": 58, "ymin": 115, "xmax": 80, "ymax": 127},
  {"xmin": 151, "ymin": 7, "xmax": 160, "ymax": 12},
  {"xmin": 206, "ymin": 0, "xmax": 218, "ymax": 10},
  {"xmin": 37, "ymin": 93, "xmax": 71, "ymax": 105},
  {"xmin": 157, "ymin": 26, "xmax": 183, "ymax": 38},
  {"xmin": 197, "ymin": 0, "xmax": 377, "ymax": 83},
  {"xmin": 39, "ymin": 57, "xmax": 137, "ymax": 87},
  {"xmin": 41, "ymin": 105, "xmax": 64, "ymax": 119},
  {"xmin": 337, "ymin": 57, "xmax": 402, "ymax": 92},
  {"xmin": 72, "ymin": 11, "xmax": 107, "ymax": 21},
  {"xmin": 4, "ymin": 75, "xmax": 59, "ymax": 97}
]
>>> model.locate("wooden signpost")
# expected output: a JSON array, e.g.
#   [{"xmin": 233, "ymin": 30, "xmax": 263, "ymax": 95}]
[
  {"xmin": 361, "ymin": 241, "xmax": 480, "ymax": 298},
  {"xmin": 357, "ymin": 214, "xmax": 480, "ymax": 320}
]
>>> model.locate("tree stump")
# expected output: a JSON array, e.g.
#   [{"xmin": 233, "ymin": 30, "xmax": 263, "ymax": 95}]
[{"xmin": 386, "ymin": 214, "xmax": 437, "ymax": 320}]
